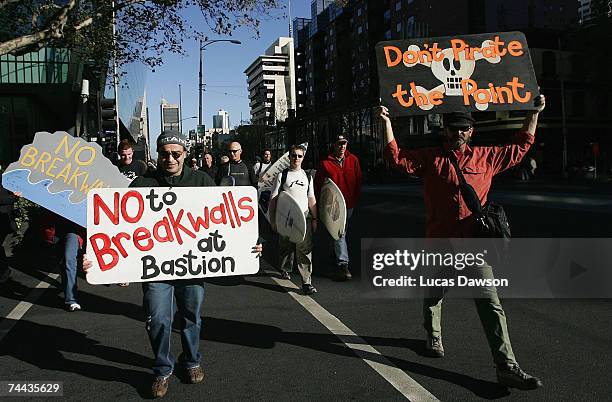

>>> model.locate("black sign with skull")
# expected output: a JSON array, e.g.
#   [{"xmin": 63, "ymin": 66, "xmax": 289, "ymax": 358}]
[{"xmin": 375, "ymin": 31, "xmax": 540, "ymax": 116}]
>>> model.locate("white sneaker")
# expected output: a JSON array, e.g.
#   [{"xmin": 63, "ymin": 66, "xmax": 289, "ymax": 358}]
[{"xmin": 67, "ymin": 303, "xmax": 81, "ymax": 312}]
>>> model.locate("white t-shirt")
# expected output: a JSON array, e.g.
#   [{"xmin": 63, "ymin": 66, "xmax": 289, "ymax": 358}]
[
  {"xmin": 270, "ymin": 169, "xmax": 314, "ymax": 213},
  {"xmin": 254, "ymin": 161, "xmax": 272, "ymax": 179}
]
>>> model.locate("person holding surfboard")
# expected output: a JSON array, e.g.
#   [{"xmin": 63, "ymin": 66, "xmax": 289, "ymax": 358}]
[
  {"xmin": 269, "ymin": 144, "xmax": 319, "ymax": 295},
  {"xmin": 379, "ymin": 95, "xmax": 545, "ymax": 391},
  {"xmin": 314, "ymin": 134, "xmax": 362, "ymax": 281},
  {"xmin": 254, "ymin": 149, "xmax": 273, "ymax": 180}
]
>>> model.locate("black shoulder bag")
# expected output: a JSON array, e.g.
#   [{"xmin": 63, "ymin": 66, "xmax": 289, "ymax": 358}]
[{"xmin": 447, "ymin": 152, "xmax": 511, "ymax": 250}]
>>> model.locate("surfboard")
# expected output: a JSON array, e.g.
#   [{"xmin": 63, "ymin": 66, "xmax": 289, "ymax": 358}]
[
  {"xmin": 319, "ymin": 178, "xmax": 347, "ymax": 240},
  {"xmin": 275, "ymin": 191, "xmax": 307, "ymax": 244},
  {"xmin": 257, "ymin": 142, "xmax": 308, "ymax": 222}
]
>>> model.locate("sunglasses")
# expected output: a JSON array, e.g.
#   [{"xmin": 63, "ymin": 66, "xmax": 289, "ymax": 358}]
[
  {"xmin": 290, "ymin": 153, "xmax": 304, "ymax": 159},
  {"xmin": 229, "ymin": 149, "xmax": 241, "ymax": 153},
  {"xmin": 159, "ymin": 150, "xmax": 184, "ymax": 160},
  {"xmin": 449, "ymin": 126, "xmax": 472, "ymax": 132}
]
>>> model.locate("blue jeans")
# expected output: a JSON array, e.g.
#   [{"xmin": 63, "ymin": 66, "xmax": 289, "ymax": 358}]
[
  {"xmin": 61, "ymin": 232, "xmax": 81, "ymax": 304},
  {"xmin": 142, "ymin": 281, "xmax": 205, "ymax": 377},
  {"xmin": 334, "ymin": 208, "xmax": 353, "ymax": 265}
]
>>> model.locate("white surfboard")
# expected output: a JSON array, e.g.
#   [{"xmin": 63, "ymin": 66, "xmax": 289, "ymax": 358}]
[
  {"xmin": 319, "ymin": 178, "xmax": 347, "ymax": 240},
  {"xmin": 275, "ymin": 191, "xmax": 307, "ymax": 244},
  {"xmin": 257, "ymin": 142, "xmax": 308, "ymax": 222}
]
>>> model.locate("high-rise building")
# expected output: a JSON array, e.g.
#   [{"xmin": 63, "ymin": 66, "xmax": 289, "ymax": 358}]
[
  {"xmin": 212, "ymin": 109, "xmax": 230, "ymax": 134},
  {"xmin": 244, "ymin": 37, "xmax": 296, "ymax": 125},
  {"xmin": 160, "ymin": 98, "xmax": 180, "ymax": 132}
]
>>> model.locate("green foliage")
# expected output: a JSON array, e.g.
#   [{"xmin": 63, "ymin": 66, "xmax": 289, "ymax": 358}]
[
  {"xmin": 12, "ymin": 196, "xmax": 40, "ymax": 231},
  {"xmin": 1, "ymin": 0, "xmax": 284, "ymax": 71}
]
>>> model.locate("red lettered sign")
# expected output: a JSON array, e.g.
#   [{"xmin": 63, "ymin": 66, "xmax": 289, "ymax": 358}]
[{"xmin": 86, "ymin": 187, "xmax": 259, "ymax": 284}]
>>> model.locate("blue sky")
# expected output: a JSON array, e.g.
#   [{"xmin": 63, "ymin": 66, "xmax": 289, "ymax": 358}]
[{"xmin": 142, "ymin": 1, "xmax": 311, "ymax": 155}]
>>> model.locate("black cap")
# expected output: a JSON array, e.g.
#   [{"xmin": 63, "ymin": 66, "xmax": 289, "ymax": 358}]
[
  {"xmin": 333, "ymin": 134, "xmax": 348, "ymax": 143},
  {"xmin": 444, "ymin": 112, "xmax": 475, "ymax": 129},
  {"xmin": 157, "ymin": 130, "xmax": 189, "ymax": 150}
]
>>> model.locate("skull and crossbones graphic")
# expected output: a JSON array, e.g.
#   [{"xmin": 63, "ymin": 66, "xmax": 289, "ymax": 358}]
[{"xmin": 403, "ymin": 40, "xmax": 501, "ymax": 111}]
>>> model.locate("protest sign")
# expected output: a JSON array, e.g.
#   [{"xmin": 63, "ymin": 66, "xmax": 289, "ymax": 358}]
[
  {"xmin": 375, "ymin": 31, "xmax": 539, "ymax": 116},
  {"xmin": 86, "ymin": 186, "xmax": 259, "ymax": 284},
  {"xmin": 2, "ymin": 131, "xmax": 130, "ymax": 226}
]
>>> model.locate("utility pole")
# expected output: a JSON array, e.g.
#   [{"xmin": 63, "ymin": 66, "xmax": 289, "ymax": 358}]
[{"xmin": 179, "ymin": 84, "xmax": 183, "ymax": 133}]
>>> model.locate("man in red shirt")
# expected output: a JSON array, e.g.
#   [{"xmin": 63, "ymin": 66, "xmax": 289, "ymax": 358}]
[
  {"xmin": 380, "ymin": 94, "xmax": 545, "ymax": 391},
  {"xmin": 314, "ymin": 135, "xmax": 362, "ymax": 280}
]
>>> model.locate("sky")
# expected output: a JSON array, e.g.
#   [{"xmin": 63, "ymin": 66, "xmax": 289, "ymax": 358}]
[{"xmin": 140, "ymin": 0, "xmax": 311, "ymax": 156}]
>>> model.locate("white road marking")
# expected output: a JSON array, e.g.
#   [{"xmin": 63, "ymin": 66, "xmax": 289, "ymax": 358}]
[
  {"xmin": 0, "ymin": 272, "xmax": 60, "ymax": 343},
  {"xmin": 269, "ymin": 273, "xmax": 439, "ymax": 402}
]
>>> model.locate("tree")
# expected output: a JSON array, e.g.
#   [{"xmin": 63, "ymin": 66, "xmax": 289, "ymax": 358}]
[{"xmin": 0, "ymin": 0, "xmax": 283, "ymax": 70}]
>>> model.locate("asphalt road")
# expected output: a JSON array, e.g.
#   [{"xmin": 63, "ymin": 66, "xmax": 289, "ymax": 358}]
[{"xmin": 1, "ymin": 180, "xmax": 611, "ymax": 401}]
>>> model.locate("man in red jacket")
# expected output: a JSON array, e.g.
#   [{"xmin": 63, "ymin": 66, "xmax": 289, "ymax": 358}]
[
  {"xmin": 380, "ymin": 95, "xmax": 545, "ymax": 391},
  {"xmin": 314, "ymin": 134, "xmax": 362, "ymax": 280}
]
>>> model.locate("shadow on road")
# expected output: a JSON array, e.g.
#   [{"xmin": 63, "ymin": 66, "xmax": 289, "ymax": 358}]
[
  {"xmin": 0, "ymin": 319, "xmax": 152, "ymax": 398},
  {"xmin": 201, "ymin": 316, "xmax": 509, "ymax": 399}
]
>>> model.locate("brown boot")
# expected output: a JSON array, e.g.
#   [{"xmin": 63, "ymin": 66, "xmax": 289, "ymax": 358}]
[
  {"xmin": 186, "ymin": 366, "xmax": 205, "ymax": 384},
  {"xmin": 338, "ymin": 263, "xmax": 352, "ymax": 281},
  {"xmin": 151, "ymin": 376, "xmax": 170, "ymax": 398}
]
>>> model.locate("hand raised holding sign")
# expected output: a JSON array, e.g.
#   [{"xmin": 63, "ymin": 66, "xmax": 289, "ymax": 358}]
[{"xmin": 533, "ymin": 94, "xmax": 545, "ymax": 114}]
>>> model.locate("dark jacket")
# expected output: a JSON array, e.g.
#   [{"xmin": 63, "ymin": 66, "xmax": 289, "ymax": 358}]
[
  {"xmin": 131, "ymin": 166, "xmax": 216, "ymax": 188},
  {"xmin": 117, "ymin": 159, "xmax": 147, "ymax": 181},
  {"xmin": 198, "ymin": 165, "xmax": 218, "ymax": 181},
  {"xmin": 215, "ymin": 160, "xmax": 256, "ymax": 187}
]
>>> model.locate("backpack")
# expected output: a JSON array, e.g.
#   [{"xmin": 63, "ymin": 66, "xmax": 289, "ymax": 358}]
[{"xmin": 279, "ymin": 168, "xmax": 311, "ymax": 194}]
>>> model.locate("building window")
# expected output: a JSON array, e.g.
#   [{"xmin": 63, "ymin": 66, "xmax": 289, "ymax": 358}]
[
  {"xmin": 396, "ymin": 22, "xmax": 402, "ymax": 32},
  {"xmin": 395, "ymin": 1, "xmax": 402, "ymax": 11},
  {"xmin": 406, "ymin": 16, "xmax": 415, "ymax": 38},
  {"xmin": 384, "ymin": 9, "xmax": 391, "ymax": 20},
  {"xmin": 357, "ymin": 7, "xmax": 362, "ymax": 16},
  {"xmin": 358, "ymin": 25, "xmax": 363, "ymax": 34},
  {"xmin": 384, "ymin": 30, "xmax": 392, "ymax": 39},
  {"xmin": 0, "ymin": 47, "xmax": 70, "ymax": 84}
]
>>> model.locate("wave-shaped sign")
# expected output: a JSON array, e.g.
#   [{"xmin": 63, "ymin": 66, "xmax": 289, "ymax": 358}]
[{"xmin": 2, "ymin": 131, "xmax": 131, "ymax": 227}]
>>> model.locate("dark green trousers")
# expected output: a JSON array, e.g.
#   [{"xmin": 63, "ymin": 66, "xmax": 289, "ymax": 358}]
[{"xmin": 422, "ymin": 263, "xmax": 516, "ymax": 365}]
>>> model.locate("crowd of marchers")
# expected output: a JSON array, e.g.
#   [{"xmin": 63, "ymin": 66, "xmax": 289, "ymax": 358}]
[{"xmin": 1, "ymin": 94, "xmax": 546, "ymax": 398}]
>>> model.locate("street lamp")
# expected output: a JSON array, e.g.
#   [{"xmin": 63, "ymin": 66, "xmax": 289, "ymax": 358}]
[
  {"xmin": 173, "ymin": 115, "xmax": 196, "ymax": 132},
  {"xmin": 198, "ymin": 39, "xmax": 242, "ymax": 126},
  {"xmin": 180, "ymin": 115, "xmax": 197, "ymax": 123}
]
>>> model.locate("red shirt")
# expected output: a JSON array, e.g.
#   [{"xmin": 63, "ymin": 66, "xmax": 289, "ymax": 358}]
[
  {"xmin": 384, "ymin": 132, "xmax": 534, "ymax": 237},
  {"xmin": 314, "ymin": 150, "xmax": 362, "ymax": 209}
]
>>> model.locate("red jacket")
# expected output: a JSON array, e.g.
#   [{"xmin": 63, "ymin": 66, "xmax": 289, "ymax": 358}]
[
  {"xmin": 384, "ymin": 132, "xmax": 534, "ymax": 237},
  {"xmin": 314, "ymin": 150, "xmax": 362, "ymax": 209}
]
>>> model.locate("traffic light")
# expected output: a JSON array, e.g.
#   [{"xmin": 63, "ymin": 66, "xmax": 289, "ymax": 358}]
[{"xmin": 100, "ymin": 98, "xmax": 117, "ymax": 132}]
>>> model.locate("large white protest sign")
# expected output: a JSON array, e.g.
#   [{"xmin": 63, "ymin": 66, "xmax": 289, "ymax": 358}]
[{"xmin": 86, "ymin": 187, "xmax": 259, "ymax": 284}]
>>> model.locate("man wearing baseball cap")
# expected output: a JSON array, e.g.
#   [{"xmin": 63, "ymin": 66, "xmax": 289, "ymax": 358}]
[
  {"xmin": 314, "ymin": 134, "xmax": 362, "ymax": 281},
  {"xmin": 380, "ymin": 95, "xmax": 546, "ymax": 391},
  {"xmin": 84, "ymin": 130, "xmax": 263, "ymax": 398}
]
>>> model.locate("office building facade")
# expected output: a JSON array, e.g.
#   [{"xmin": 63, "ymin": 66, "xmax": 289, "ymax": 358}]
[
  {"xmin": 244, "ymin": 37, "xmax": 296, "ymax": 125},
  {"xmin": 212, "ymin": 109, "xmax": 230, "ymax": 134},
  {"xmin": 160, "ymin": 98, "xmax": 180, "ymax": 132}
]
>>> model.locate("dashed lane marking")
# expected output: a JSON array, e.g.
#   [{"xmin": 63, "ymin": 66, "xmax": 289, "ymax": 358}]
[{"xmin": 0, "ymin": 272, "xmax": 60, "ymax": 343}]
